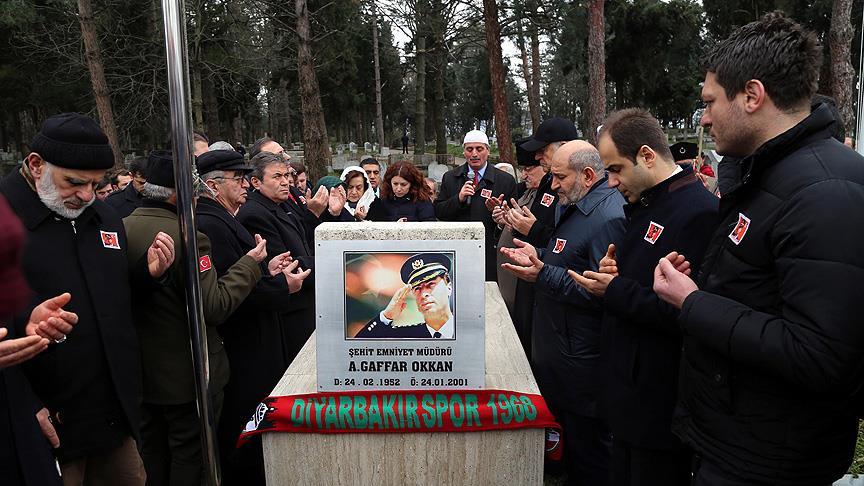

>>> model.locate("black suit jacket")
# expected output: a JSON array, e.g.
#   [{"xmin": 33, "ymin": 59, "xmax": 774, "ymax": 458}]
[
  {"xmin": 105, "ymin": 183, "xmax": 142, "ymax": 218},
  {"xmin": 434, "ymin": 163, "xmax": 517, "ymax": 281}
]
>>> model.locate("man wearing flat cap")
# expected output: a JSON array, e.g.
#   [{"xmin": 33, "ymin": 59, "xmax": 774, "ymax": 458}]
[
  {"xmin": 194, "ymin": 149, "xmax": 310, "ymax": 484},
  {"xmin": 124, "ymin": 150, "xmax": 294, "ymax": 485},
  {"xmin": 355, "ymin": 253, "xmax": 454, "ymax": 339},
  {"xmin": 0, "ymin": 113, "xmax": 176, "ymax": 484},
  {"xmin": 435, "ymin": 130, "xmax": 517, "ymax": 282}
]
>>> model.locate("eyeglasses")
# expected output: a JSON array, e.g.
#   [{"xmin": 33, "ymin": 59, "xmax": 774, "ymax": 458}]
[{"xmin": 215, "ymin": 175, "xmax": 246, "ymax": 183}]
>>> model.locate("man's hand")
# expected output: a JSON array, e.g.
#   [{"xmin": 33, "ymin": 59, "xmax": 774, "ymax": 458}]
[
  {"xmin": 598, "ymin": 244, "xmax": 618, "ymax": 276},
  {"xmin": 147, "ymin": 231, "xmax": 175, "ymax": 278},
  {"xmin": 458, "ymin": 181, "xmax": 475, "ymax": 203},
  {"xmin": 382, "ymin": 284, "xmax": 412, "ymax": 321},
  {"xmin": 569, "ymin": 269, "xmax": 615, "ymax": 297},
  {"xmin": 267, "ymin": 251, "xmax": 292, "ymax": 277},
  {"xmin": 281, "ymin": 260, "xmax": 311, "ymax": 294},
  {"xmin": 663, "ymin": 251, "xmax": 692, "ymax": 275},
  {"xmin": 507, "ymin": 199, "xmax": 537, "ymax": 235},
  {"xmin": 307, "ymin": 186, "xmax": 328, "ymax": 217},
  {"xmin": 396, "ymin": 217, "xmax": 408, "ymax": 223},
  {"xmin": 0, "ymin": 328, "xmax": 49, "ymax": 368},
  {"xmin": 653, "ymin": 257, "xmax": 698, "ymax": 309},
  {"xmin": 500, "ymin": 238, "xmax": 543, "ymax": 282},
  {"xmin": 328, "ymin": 186, "xmax": 347, "ymax": 216},
  {"xmin": 246, "ymin": 234, "xmax": 268, "ymax": 263},
  {"xmin": 492, "ymin": 201, "xmax": 510, "ymax": 227},
  {"xmin": 25, "ymin": 293, "xmax": 78, "ymax": 342},
  {"xmin": 485, "ymin": 193, "xmax": 505, "ymax": 212},
  {"xmin": 36, "ymin": 408, "xmax": 59, "ymax": 448}
]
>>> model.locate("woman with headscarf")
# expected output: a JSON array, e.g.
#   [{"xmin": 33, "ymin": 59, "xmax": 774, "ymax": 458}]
[
  {"xmin": 366, "ymin": 161, "xmax": 436, "ymax": 222},
  {"xmin": 339, "ymin": 166, "xmax": 375, "ymax": 221}
]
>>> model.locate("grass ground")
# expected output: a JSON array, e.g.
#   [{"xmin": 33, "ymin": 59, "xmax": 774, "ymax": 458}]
[{"xmin": 850, "ymin": 420, "xmax": 864, "ymax": 475}]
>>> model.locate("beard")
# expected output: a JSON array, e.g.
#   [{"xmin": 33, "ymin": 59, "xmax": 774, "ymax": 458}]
[
  {"xmin": 37, "ymin": 165, "xmax": 94, "ymax": 219},
  {"xmin": 558, "ymin": 183, "xmax": 588, "ymax": 206}
]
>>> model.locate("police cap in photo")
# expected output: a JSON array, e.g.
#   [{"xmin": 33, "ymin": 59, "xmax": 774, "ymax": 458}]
[{"xmin": 401, "ymin": 253, "xmax": 452, "ymax": 288}]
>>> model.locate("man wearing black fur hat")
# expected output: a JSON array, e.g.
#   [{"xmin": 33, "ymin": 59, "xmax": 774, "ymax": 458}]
[
  {"xmin": 0, "ymin": 113, "xmax": 176, "ymax": 485},
  {"xmin": 355, "ymin": 253, "xmax": 454, "ymax": 339}
]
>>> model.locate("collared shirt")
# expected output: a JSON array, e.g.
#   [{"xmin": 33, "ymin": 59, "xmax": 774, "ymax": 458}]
[
  {"xmin": 427, "ymin": 315, "xmax": 454, "ymax": 339},
  {"xmin": 469, "ymin": 163, "xmax": 487, "ymax": 181}
]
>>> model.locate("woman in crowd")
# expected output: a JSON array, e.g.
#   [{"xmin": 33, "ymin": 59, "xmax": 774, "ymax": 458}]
[
  {"xmin": 339, "ymin": 166, "xmax": 375, "ymax": 220},
  {"xmin": 366, "ymin": 161, "xmax": 435, "ymax": 222}
]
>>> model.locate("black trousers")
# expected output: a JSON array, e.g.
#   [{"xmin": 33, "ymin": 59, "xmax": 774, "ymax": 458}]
[
  {"xmin": 691, "ymin": 456, "xmax": 833, "ymax": 486},
  {"xmin": 560, "ymin": 412, "xmax": 612, "ymax": 486},
  {"xmin": 140, "ymin": 392, "xmax": 223, "ymax": 486},
  {"xmin": 610, "ymin": 438, "xmax": 691, "ymax": 486}
]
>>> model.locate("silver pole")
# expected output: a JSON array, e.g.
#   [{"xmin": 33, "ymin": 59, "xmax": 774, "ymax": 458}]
[
  {"xmin": 159, "ymin": 0, "xmax": 221, "ymax": 484},
  {"xmin": 857, "ymin": 3, "xmax": 864, "ymax": 156}
]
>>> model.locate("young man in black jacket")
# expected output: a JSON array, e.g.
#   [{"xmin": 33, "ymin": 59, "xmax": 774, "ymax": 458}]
[
  {"xmin": 572, "ymin": 109, "xmax": 718, "ymax": 485},
  {"xmin": 653, "ymin": 13, "xmax": 864, "ymax": 485}
]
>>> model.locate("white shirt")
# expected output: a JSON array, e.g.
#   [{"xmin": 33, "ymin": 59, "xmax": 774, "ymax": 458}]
[{"xmin": 378, "ymin": 312, "xmax": 454, "ymax": 339}]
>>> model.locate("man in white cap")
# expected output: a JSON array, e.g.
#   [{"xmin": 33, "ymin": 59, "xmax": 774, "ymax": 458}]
[{"xmin": 435, "ymin": 129, "xmax": 517, "ymax": 281}]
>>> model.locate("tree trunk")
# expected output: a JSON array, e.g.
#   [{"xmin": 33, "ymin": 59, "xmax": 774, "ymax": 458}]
[
  {"xmin": 586, "ymin": 0, "xmax": 606, "ymax": 145},
  {"xmin": 295, "ymin": 0, "xmax": 330, "ymax": 180},
  {"xmin": 518, "ymin": 17, "xmax": 540, "ymax": 130},
  {"xmin": 371, "ymin": 2, "xmax": 386, "ymax": 152},
  {"xmin": 829, "ymin": 0, "xmax": 856, "ymax": 135},
  {"xmin": 413, "ymin": 0, "xmax": 427, "ymax": 155},
  {"xmin": 530, "ymin": 19, "xmax": 542, "ymax": 127},
  {"xmin": 483, "ymin": 0, "xmax": 514, "ymax": 165},
  {"xmin": 77, "ymin": 0, "xmax": 123, "ymax": 167},
  {"xmin": 430, "ymin": 0, "xmax": 447, "ymax": 160},
  {"xmin": 191, "ymin": 67, "xmax": 205, "ymax": 130},
  {"xmin": 282, "ymin": 77, "xmax": 294, "ymax": 144}
]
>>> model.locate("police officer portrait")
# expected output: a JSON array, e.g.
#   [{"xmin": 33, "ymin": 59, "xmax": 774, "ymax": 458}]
[{"xmin": 346, "ymin": 252, "xmax": 456, "ymax": 340}]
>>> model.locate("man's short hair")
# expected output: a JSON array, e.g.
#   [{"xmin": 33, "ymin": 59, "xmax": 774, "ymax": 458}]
[
  {"xmin": 193, "ymin": 129, "xmax": 209, "ymax": 144},
  {"xmin": 95, "ymin": 175, "xmax": 112, "ymax": 190},
  {"xmin": 568, "ymin": 147, "xmax": 605, "ymax": 173},
  {"xmin": 360, "ymin": 157, "xmax": 380, "ymax": 168},
  {"xmin": 250, "ymin": 137, "xmax": 276, "ymax": 159},
  {"xmin": 110, "ymin": 169, "xmax": 130, "ymax": 185},
  {"xmin": 141, "ymin": 182, "xmax": 174, "ymax": 201},
  {"xmin": 600, "ymin": 109, "xmax": 674, "ymax": 164},
  {"xmin": 249, "ymin": 152, "xmax": 284, "ymax": 181},
  {"xmin": 128, "ymin": 156, "xmax": 148, "ymax": 177},
  {"xmin": 289, "ymin": 161, "xmax": 307, "ymax": 175},
  {"xmin": 702, "ymin": 11, "xmax": 821, "ymax": 111}
]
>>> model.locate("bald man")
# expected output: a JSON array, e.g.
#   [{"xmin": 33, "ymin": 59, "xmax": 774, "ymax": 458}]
[{"xmin": 501, "ymin": 140, "xmax": 626, "ymax": 485}]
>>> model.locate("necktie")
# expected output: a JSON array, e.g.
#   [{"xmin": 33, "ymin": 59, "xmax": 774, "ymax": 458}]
[
  {"xmin": 472, "ymin": 171, "xmax": 479, "ymax": 188},
  {"xmin": 433, "ymin": 332, "xmax": 442, "ymax": 338}
]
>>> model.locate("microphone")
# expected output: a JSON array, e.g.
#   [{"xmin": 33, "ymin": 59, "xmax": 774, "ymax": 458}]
[{"xmin": 466, "ymin": 168, "xmax": 474, "ymax": 204}]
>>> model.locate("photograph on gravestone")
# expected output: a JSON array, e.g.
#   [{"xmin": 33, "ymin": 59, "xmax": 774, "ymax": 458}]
[
  {"xmin": 346, "ymin": 252, "xmax": 456, "ymax": 340},
  {"xmin": 316, "ymin": 222, "xmax": 485, "ymax": 392}
]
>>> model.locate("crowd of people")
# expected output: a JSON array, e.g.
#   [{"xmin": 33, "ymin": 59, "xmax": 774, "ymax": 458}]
[{"xmin": 1, "ymin": 11, "xmax": 864, "ymax": 486}]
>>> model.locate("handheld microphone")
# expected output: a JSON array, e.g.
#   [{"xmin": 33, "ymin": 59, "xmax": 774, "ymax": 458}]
[{"xmin": 466, "ymin": 168, "xmax": 474, "ymax": 204}]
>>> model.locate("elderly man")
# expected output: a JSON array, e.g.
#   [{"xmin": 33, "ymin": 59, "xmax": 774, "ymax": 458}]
[
  {"xmin": 355, "ymin": 253, "xmax": 454, "ymax": 339},
  {"xmin": 0, "ymin": 113, "xmax": 174, "ymax": 485},
  {"xmin": 435, "ymin": 130, "xmax": 517, "ymax": 281},
  {"xmin": 194, "ymin": 149, "xmax": 309, "ymax": 484},
  {"xmin": 570, "ymin": 109, "xmax": 718, "ymax": 486},
  {"xmin": 502, "ymin": 140, "xmax": 625, "ymax": 486},
  {"xmin": 124, "ymin": 150, "xmax": 291, "ymax": 485},
  {"xmin": 106, "ymin": 156, "xmax": 148, "ymax": 218},
  {"xmin": 653, "ymin": 13, "xmax": 864, "ymax": 485}
]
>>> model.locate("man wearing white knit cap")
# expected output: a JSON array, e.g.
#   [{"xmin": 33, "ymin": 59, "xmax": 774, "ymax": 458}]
[{"xmin": 435, "ymin": 129, "xmax": 518, "ymax": 281}]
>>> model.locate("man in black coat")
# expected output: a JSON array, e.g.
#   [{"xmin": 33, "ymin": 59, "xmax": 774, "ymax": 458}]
[
  {"xmin": 195, "ymin": 150, "xmax": 309, "ymax": 485},
  {"xmin": 237, "ymin": 152, "xmax": 343, "ymax": 363},
  {"xmin": 572, "ymin": 109, "xmax": 718, "ymax": 485},
  {"xmin": 502, "ymin": 141, "xmax": 626, "ymax": 486},
  {"xmin": 653, "ymin": 13, "xmax": 864, "ymax": 485},
  {"xmin": 435, "ymin": 130, "xmax": 517, "ymax": 282},
  {"xmin": 0, "ymin": 113, "xmax": 173, "ymax": 484},
  {"xmin": 106, "ymin": 156, "xmax": 147, "ymax": 218}
]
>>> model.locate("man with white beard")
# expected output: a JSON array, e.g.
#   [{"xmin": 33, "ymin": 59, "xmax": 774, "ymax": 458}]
[{"xmin": 0, "ymin": 113, "xmax": 174, "ymax": 485}]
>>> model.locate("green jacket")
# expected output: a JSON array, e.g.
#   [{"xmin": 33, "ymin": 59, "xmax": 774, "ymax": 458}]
[{"xmin": 124, "ymin": 204, "xmax": 262, "ymax": 405}]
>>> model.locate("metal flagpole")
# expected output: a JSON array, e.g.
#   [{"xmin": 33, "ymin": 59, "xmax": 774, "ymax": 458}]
[
  {"xmin": 159, "ymin": 0, "xmax": 221, "ymax": 483},
  {"xmin": 857, "ymin": 4, "xmax": 864, "ymax": 156}
]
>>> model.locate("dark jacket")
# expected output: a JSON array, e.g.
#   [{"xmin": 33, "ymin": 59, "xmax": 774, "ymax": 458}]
[
  {"xmin": 105, "ymin": 183, "xmax": 143, "ymax": 218},
  {"xmin": 532, "ymin": 179, "xmax": 626, "ymax": 417},
  {"xmin": 674, "ymin": 105, "xmax": 864, "ymax": 484},
  {"xmin": 435, "ymin": 163, "xmax": 518, "ymax": 281},
  {"xmin": 600, "ymin": 168, "xmax": 718, "ymax": 450},
  {"xmin": 367, "ymin": 195, "xmax": 436, "ymax": 222},
  {"xmin": 195, "ymin": 196, "xmax": 295, "ymax": 483},
  {"xmin": 521, "ymin": 172, "xmax": 558, "ymax": 248},
  {"xmin": 124, "ymin": 202, "xmax": 261, "ymax": 405},
  {"xmin": 236, "ymin": 190, "xmax": 316, "ymax": 361},
  {"xmin": 0, "ymin": 170, "xmax": 141, "ymax": 460}
]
